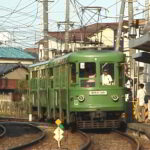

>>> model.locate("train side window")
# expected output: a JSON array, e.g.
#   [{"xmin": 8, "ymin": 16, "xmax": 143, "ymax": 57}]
[
  {"xmin": 100, "ymin": 63, "xmax": 114, "ymax": 85},
  {"xmin": 32, "ymin": 71, "xmax": 38, "ymax": 78},
  {"xmin": 48, "ymin": 68, "xmax": 53, "ymax": 79},
  {"xmin": 71, "ymin": 63, "xmax": 76, "ymax": 83},
  {"xmin": 41, "ymin": 69, "xmax": 46, "ymax": 78}
]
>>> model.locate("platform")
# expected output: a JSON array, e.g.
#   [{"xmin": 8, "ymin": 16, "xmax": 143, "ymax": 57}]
[
  {"xmin": 129, "ymin": 32, "xmax": 150, "ymax": 51},
  {"xmin": 128, "ymin": 123, "xmax": 150, "ymax": 138},
  {"xmin": 132, "ymin": 52, "xmax": 150, "ymax": 63}
]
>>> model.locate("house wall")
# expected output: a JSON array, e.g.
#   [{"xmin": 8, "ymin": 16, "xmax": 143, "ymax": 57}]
[
  {"xmin": 0, "ymin": 93, "xmax": 12, "ymax": 102},
  {"xmin": 2, "ymin": 68, "xmax": 28, "ymax": 80},
  {"xmin": 38, "ymin": 27, "xmax": 129, "ymax": 60},
  {"xmin": 0, "ymin": 59, "xmax": 34, "ymax": 65},
  {"xmin": 89, "ymin": 28, "xmax": 114, "ymax": 47}
]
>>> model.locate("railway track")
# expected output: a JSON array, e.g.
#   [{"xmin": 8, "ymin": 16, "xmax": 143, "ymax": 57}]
[
  {"xmin": 0, "ymin": 124, "xmax": 6, "ymax": 138},
  {"xmin": 0, "ymin": 122, "xmax": 45, "ymax": 150},
  {"xmin": 127, "ymin": 128, "xmax": 150, "ymax": 150},
  {"xmin": 0, "ymin": 117, "xmax": 91, "ymax": 150},
  {"xmin": 0, "ymin": 117, "xmax": 142, "ymax": 150},
  {"xmin": 82, "ymin": 129, "xmax": 141, "ymax": 150}
]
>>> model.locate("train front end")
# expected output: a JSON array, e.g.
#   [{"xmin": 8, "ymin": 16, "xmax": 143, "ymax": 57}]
[{"xmin": 68, "ymin": 50, "xmax": 126, "ymax": 129}]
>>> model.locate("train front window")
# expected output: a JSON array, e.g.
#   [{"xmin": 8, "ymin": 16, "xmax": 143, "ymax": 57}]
[
  {"xmin": 100, "ymin": 63, "xmax": 114, "ymax": 85},
  {"xmin": 79, "ymin": 62, "xmax": 96, "ymax": 87}
]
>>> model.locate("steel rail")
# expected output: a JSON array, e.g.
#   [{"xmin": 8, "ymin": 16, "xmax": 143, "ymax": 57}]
[
  {"xmin": 78, "ymin": 130, "xmax": 91, "ymax": 150},
  {"xmin": 0, "ymin": 124, "xmax": 6, "ymax": 137},
  {"xmin": 0, "ymin": 122, "xmax": 46, "ymax": 150},
  {"xmin": 114, "ymin": 130, "xmax": 141, "ymax": 150}
]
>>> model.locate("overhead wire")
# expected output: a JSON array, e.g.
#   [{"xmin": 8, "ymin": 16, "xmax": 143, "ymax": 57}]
[
  {"xmin": 0, "ymin": 0, "xmax": 24, "ymax": 26},
  {"xmin": 0, "ymin": 0, "xmax": 147, "ymax": 49},
  {"xmin": 0, "ymin": 0, "xmax": 41, "ymax": 48}
]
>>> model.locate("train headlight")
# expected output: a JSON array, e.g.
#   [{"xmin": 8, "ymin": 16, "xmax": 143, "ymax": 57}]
[
  {"xmin": 78, "ymin": 95, "xmax": 85, "ymax": 102},
  {"xmin": 111, "ymin": 95, "xmax": 119, "ymax": 101}
]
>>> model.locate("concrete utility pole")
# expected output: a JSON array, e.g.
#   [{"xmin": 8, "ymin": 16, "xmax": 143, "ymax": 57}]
[
  {"xmin": 43, "ymin": 0, "xmax": 49, "ymax": 59},
  {"xmin": 145, "ymin": 0, "xmax": 150, "ymax": 21},
  {"xmin": 115, "ymin": 0, "xmax": 126, "ymax": 51},
  {"xmin": 128, "ymin": 0, "xmax": 135, "ymax": 77},
  {"xmin": 65, "ymin": 0, "xmax": 70, "ymax": 52},
  {"xmin": 128, "ymin": 0, "xmax": 135, "ymax": 123},
  {"xmin": 128, "ymin": 0, "xmax": 136, "ymax": 100}
]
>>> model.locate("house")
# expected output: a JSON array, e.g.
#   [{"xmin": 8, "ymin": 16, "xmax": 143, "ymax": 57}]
[
  {"xmin": 0, "ymin": 47, "xmax": 36, "ymax": 102},
  {"xmin": 37, "ymin": 21, "xmax": 129, "ymax": 61},
  {"xmin": 24, "ymin": 48, "xmax": 39, "ymax": 61}
]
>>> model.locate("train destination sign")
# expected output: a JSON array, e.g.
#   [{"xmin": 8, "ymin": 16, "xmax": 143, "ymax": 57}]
[{"xmin": 89, "ymin": 91, "xmax": 107, "ymax": 95}]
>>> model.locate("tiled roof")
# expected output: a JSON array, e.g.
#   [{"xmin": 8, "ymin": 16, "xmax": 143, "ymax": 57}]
[
  {"xmin": 0, "ymin": 47, "xmax": 35, "ymax": 59},
  {"xmin": 47, "ymin": 21, "xmax": 128, "ymax": 42},
  {"xmin": 0, "ymin": 63, "xmax": 28, "ymax": 76},
  {"xmin": 24, "ymin": 48, "xmax": 39, "ymax": 54}
]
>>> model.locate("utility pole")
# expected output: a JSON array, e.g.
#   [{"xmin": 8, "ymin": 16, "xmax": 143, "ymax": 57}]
[
  {"xmin": 43, "ymin": 0, "xmax": 49, "ymax": 59},
  {"xmin": 115, "ymin": 0, "xmax": 126, "ymax": 51},
  {"xmin": 128, "ymin": 0, "xmax": 135, "ymax": 78},
  {"xmin": 64, "ymin": 0, "xmax": 70, "ymax": 52},
  {"xmin": 128, "ymin": 0, "xmax": 135, "ymax": 123},
  {"xmin": 128, "ymin": 0, "xmax": 136, "ymax": 101}
]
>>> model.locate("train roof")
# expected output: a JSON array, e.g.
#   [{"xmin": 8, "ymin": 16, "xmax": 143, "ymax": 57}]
[
  {"xmin": 29, "ymin": 49, "xmax": 125, "ymax": 68},
  {"xmin": 52, "ymin": 49, "xmax": 125, "ymax": 66},
  {"xmin": 68, "ymin": 49, "xmax": 125, "ymax": 62},
  {"xmin": 29, "ymin": 60, "xmax": 51, "ymax": 68}
]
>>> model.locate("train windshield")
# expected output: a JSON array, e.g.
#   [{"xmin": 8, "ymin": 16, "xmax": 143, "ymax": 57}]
[
  {"xmin": 100, "ymin": 63, "xmax": 114, "ymax": 85},
  {"xmin": 79, "ymin": 62, "xmax": 96, "ymax": 87}
]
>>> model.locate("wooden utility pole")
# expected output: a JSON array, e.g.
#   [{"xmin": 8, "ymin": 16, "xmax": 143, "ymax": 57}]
[{"xmin": 116, "ymin": 0, "xmax": 126, "ymax": 51}]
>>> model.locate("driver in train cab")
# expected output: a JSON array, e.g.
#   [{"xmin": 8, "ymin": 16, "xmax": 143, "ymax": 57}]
[{"xmin": 102, "ymin": 69, "xmax": 113, "ymax": 85}]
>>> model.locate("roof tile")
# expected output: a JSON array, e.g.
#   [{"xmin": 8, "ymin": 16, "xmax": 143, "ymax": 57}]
[{"xmin": 0, "ymin": 47, "xmax": 35, "ymax": 59}]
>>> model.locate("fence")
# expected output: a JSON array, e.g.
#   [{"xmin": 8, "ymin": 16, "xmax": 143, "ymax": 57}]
[{"xmin": 0, "ymin": 100, "xmax": 29, "ymax": 118}]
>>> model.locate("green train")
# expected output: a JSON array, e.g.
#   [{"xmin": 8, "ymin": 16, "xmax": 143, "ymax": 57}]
[{"xmin": 28, "ymin": 49, "xmax": 126, "ymax": 129}]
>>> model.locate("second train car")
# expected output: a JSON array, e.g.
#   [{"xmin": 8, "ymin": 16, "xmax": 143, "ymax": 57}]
[{"xmin": 28, "ymin": 49, "xmax": 126, "ymax": 129}]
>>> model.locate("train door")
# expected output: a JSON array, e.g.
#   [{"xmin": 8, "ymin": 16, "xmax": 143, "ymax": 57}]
[
  {"xmin": 58, "ymin": 64, "xmax": 69, "ymax": 123},
  {"xmin": 53, "ymin": 65, "xmax": 61, "ymax": 120},
  {"xmin": 47, "ymin": 67, "xmax": 54, "ymax": 120}
]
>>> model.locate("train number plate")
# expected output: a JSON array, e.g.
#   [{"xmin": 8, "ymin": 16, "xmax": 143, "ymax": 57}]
[{"xmin": 89, "ymin": 91, "xmax": 107, "ymax": 95}]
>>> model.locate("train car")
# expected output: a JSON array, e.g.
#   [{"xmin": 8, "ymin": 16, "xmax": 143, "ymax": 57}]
[{"xmin": 29, "ymin": 49, "xmax": 126, "ymax": 129}]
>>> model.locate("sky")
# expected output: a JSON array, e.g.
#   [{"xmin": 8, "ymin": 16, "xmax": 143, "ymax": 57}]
[{"xmin": 0, "ymin": 0, "xmax": 146, "ymax": 49}]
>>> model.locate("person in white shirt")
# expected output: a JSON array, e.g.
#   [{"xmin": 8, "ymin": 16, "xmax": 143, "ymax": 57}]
[
  {"xmin": 137, "ymin": 83, "xmax": 146, "ymax": 122},
  {"xmin": 102, "ymin": 69, "xmax": 113, "ymax": 85}
]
